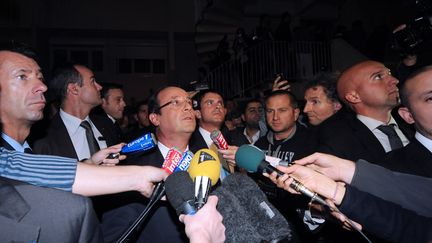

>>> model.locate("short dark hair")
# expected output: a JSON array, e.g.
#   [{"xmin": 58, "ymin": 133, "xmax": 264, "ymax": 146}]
[
  {"xmin": 304, "ymin": 72, "xmax": 340, "ymax": 103},
  {"xmin": 242, "ymin": 98, "xmax": 262, "ymax": 114},
  {"xmin": 100, "ymin": 82, "xmax": 123, "ymax": 99},
  {"xmin": 265, "ymin": 90, "xmax": 298, "ymax": 109},
  {"xmin": 400, "ymin": 65, "xmax": 432, "ymax": 108},
  {"xmin": 193, "ymin": 89, "xmax": 223, "ymax": 110},
  {"xmin": 49, "ymin": 63, "xmax": 83, "ymax": 102}
]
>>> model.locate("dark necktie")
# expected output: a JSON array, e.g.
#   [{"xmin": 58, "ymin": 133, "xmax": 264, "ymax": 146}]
[
  {"xmin": 377, "ymin": 124, "xmax": 404, "ymax": 150},
  {"xmin": 80, "ymin": 120, "xmax": 100, "ymax": 155},
  {"xmin": 24, "ymin": 147, "xmax": 33, "ymax": 154}
]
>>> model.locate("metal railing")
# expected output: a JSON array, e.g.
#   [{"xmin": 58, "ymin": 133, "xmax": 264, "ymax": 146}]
[{"xmin": 205, "ymin": 40, "xmax": 332, "ymax": 98}]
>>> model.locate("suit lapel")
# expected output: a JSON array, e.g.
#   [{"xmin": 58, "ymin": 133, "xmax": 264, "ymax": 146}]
[
  {"xmin": 52, "ymin": 114, "xmax": 79, "ymax": 159},
  {"xmin": 350, "ymin": 116, "xmax": 386, "ymax": 161}
]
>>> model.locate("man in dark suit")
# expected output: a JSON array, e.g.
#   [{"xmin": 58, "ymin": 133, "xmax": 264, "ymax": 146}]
[
  {"xmin": 33, "ymin": 64, "xmax": 118, "ymax": 160},
  {"xmin": 0, "ymin": 176, "xmax": 102, "ymax": 243},
  {"xmin": 102, "ymin": 86, "xmax": 198, "ymax": 242},
  {"xmin": 317, "ymin": 60, "xmax": 413, "ymax": 163},
  {"xmin": 93, "ymin": 82, "xmax": 126, "ymax": 142},
  {"xmin": 226, "ymin": 99, "xmax": 265, "ymax": 146},
  {"xmin": 380, "ymin": 66, "xmax": 432, "ymax": 177}
]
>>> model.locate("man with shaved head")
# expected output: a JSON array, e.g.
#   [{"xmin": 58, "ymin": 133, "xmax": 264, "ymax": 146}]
[{"xmin": 317, "ymin": 60, "xmax": 413, "ymax": 163}]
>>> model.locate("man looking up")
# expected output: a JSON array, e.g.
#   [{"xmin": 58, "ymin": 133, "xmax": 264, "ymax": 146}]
[{"xmin": 318, "ymin": 60, "xmax": 413, "ymax": 163}]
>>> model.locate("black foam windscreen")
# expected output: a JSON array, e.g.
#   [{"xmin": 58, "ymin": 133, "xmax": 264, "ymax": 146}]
[
  {"xmin": 165, "ymin": 171, "xmax": 196, "ymax": 216},
  {"xmin": 212, "ymin": 173, "xmax": 292, "ymax": 243}
]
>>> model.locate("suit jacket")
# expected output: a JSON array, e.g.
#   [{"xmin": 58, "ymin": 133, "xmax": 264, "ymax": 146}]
[
  {"xmin": 340, "ymin": 185, "xmax": 432, "ymax": 243},
  {"xmin": 101, "ymin": 149, "xmax": 188, "ymax": 243},
  {"xmin": 188, "ymin": 128, "xmax": 209, "ymax": 152},
  {"xmin": 380, "ymin": 138, "xmax": 432, "ymax": 177},
  {"xmin": 0, "ymin": 177, "xmax": 102, "ymax": 243},
  {"xmin": 33, "ymin": 113, "xmax": 119, "ymax": 159},
  {"xmin": 225, "ymin": 127, "xmax": 251, "ymax": 147},
  {"xmin": 352, "ymin": 159, "xmax": 432, "ymax": 217},
  {"xmin": 317, "ymin": 110, "xmax": 414, "ymax": 164}
]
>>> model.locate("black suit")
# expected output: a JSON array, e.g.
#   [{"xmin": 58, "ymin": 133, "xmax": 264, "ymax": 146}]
[
  {"xmin": 33, "ymin": 113, "xmax": 119, "ymax": 159},
  {"xmin": 317, "ymin": 110, "xmax": 413, "ymax": 164},
  {"xmin": 225, "ymin": 127, "xmax": 251, "ymax": 146},
  {"xmin": 101, "ymin": 148, "xmax": 189, "ymax": 243},
  {"xmin": 0, "ymin": 177, "xmax": 102, "ymax": 243},
  {"xmin": 380, "ymin": 138, "xmax": 432, "ymax": 177},
  {"xmin": 189, "ymin": 129, "xmax": 209, "ymax": 151}
]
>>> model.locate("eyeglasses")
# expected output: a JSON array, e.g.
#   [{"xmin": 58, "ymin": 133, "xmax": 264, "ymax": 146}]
[{"xmin": 158, "ymin": 97, "xmax": 195, "ymax": 111}]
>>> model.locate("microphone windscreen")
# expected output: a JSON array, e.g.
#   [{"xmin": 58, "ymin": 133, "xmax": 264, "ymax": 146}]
[
  {"xmin": 213, "ymin": 173, "xmax": 292, "ymax": 242},
  {"xmin": 165, "ymin": 171, "xmax": 196, "ymax": 215},
  {"xmin": 235, "ymin": 145, "xmax": 264, "ymax": 172},
  {"xmin": 188, "ymin": 149, "xmax": 220, "ymax": 186}
]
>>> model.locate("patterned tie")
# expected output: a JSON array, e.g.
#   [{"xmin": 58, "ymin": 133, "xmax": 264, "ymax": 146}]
[
  {"xmin": 80, "ymin": 120, "xmax": 100, "ymax": 155},
  {"xmin": 377, "ymin": 124, "xmax": 404, "ymax": 150}
]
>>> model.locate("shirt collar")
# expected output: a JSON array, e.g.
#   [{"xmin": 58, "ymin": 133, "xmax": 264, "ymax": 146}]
[
  {"xmin": 357, "ymin": 114, "xmax": 398, "ymax": 131},
  {"xmin": 1, "ymin": 133, "xmax": 31, "ymax": 152},
  {"xmin": 60, "ymin": 109, "xmax": 91, "ymax": 134},
  {"xmin": 157, "ymin": 141, "xmax": 189, "ymax": 158},
  {"xmin": 415, "ymin": 132, "xmax": 432, "ymax": 154},
  {"xmin": 198, "ymin": 127, "xmax": 213, "ymax": 148}
]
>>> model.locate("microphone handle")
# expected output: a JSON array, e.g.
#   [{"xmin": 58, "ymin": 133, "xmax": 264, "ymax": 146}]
[
  {"xmin": 262, "ymin": 162, "xmax": 328, "ymax": 206},
  {"xmin": 116, "ymin": 182, "xmax": 165, "ymax": 243}
]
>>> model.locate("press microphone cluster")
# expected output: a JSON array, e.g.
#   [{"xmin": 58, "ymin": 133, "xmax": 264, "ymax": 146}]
[
  {"xmin": 235, "ymin": 144, "xmax": 328, "ymax": 206},
  {"xmin": 116, "ymin": 147, "xmax": 190, "ymax": 243}
]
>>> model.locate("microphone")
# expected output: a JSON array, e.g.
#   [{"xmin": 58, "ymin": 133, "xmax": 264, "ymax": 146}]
[
  {"xmin": 188, "ymin": 148, "xmax": 221, "ymax": 209},
  {"xmin": 212, "ymin": 173, "xmax": 292, "ymax": 242},
  {"xmin": 116, "ymin": 147, "xmax": 182, "ymax": 243},
  {"xmin": 235, "ymin": 144, "xmax": 328, "ymax": 206},
  {"xmin": 210, "ymin": 130, "xmax": 228, "ymax": 150},
  {"xmin": 210, "ymin": 130, "xmax": 232, "ymax": 173},
  {"xmin": 265, "ymin": 155, "xmax": 291, "ymax": 167},
  {"xmin": 165, "ymin": 171, "xmax": 197, "ymax": 216},
  {"xmin": 107, "ymin": 132, "xmax": 157, "ymax": 159},
  {"xmin": 174, "ymin": 150, "xmax": 193, "ymax": 172}
]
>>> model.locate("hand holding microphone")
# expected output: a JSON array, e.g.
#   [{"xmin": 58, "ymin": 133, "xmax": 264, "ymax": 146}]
[
  {"xmin": 210, "ymin": 130, "xmax": 236, "ymax": 173},
  {"xmin": 235, "ymin": 145, "xmax": 328, "ymax": 206},
  {"xmin": 188, "ymin": 149, "xmax": 221, "ymax": 209}
]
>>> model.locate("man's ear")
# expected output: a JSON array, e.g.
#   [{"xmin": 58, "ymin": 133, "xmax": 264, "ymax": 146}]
[
  {"xmin": 294, "ymin": 108, "xmax": 300, "ymax": 121},
  {"xmin": 398, "ymin": 107, "xmax": 415, "ymax": 124},
  {"xmin": 345, "ymin": 91, "xmax": 361, "ymax": 104},
  {"xmin": 67, "ymin": 83, "xmax": 79, "ymax": 95},
  {"xmin": 149, "ymin": 113, "xmax": 160, "ymax": 126},
  {"xmin": 333, "ymin": 101, "xmax": 342, "ymax": 111},
  {"xmin": 241, "ymin": 114, "xmax": 246, "ymax": 122},
  {"xmin": 195, "ymin": 110, "xmax": 202, "ymax": 119}
]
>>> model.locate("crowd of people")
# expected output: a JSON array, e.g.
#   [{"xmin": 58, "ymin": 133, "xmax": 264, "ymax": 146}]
[{"xmin": 1, "ymin": 38, "xmax": 432, "ymax": 243}]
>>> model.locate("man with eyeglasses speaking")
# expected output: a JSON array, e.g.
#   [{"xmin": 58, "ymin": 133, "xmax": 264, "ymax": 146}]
[{"xmin": 101, "ymin": 86, "xmax": 202, "ymax": 242}]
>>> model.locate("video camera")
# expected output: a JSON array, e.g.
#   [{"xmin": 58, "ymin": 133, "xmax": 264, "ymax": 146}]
[{"xmin": 393, "ymin": 0, "xmax": 432, "ymax": 54}]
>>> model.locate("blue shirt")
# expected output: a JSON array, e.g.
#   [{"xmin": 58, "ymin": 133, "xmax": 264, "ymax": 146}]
[{"xmin": 0, "ymin": 147, "xmax": 77, "ymax": 191}]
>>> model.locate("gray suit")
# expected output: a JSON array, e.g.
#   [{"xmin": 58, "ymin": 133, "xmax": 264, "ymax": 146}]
[
  {"xmin": 0, "ymin": 177, "xmax": 102, "ymax": 243},
  {"xmin": 352, "ymin": 159, "xmax": 432, "ymax": 217}
]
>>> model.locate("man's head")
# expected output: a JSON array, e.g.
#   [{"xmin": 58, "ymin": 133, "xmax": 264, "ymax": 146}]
[
  {"xmin": 0, "ymin": 49, "xmax": 47, "ymax": 130},
  {"xmin": 303, "ymin": 73, "xmax": 342, "ymax": 126},
  {"xmin": 50, "ymin": 64, "xmax": 102, "ymax": 111},
  {"xmin": 265, "ymin": 90, "xmax": 300, "ymax": 140},
  {"xmin": 148, "ymin": 86, "xmax": 196, "ymax": 140},
  {"xmin": 399, "ymin": 66, "xmax": 432, "ymax": 139},
  {"xmin": 337, "ymin": 60, "xmax": 399, "ymax": 117},
  {"xmin": 100, "ymin": 83, "xmax": 126, "ymax": 120},
  {"xmin": 194, "ymin": 90, "xmax": 227, "ymax": 131},
  {"xmin": 134, "ymin": 100, "xmax": 150, "ymax": 127},
  {"xmin": 241, "ymin": 99, "xmax": 263, "ymax": 129}
]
